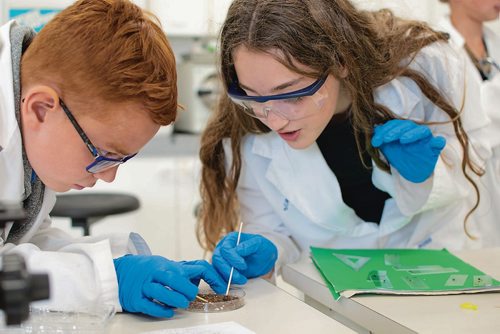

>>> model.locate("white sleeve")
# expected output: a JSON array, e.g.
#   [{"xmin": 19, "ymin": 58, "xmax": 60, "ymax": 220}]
[
  {"xmin": 5, "ymin": 240, "xmax": 121, "ymax": 312},
  {"xmin": 0, "ymin": 191, "xmax": 151, "ymax": 313},
  {"xmin": 373, "ymin": 42, "xmax": 492, "ymax": 216},
  {"xmin": 223, "ymin": 138, "xmax": 301, "ymax": 271},
  {"xmin": 28, "ymin": 219, "xmax": 150, "ymax": 258}
]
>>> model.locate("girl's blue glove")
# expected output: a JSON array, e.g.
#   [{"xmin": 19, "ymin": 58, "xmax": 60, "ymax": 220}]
[
  {"xmin": 113, "ymin": 255, "xmax": 226, "ymax": 318},
  {"xmin": 212, "ymin": 232, "xmax": 278, "ymax": 285},
  {"xmin": 371, "ymin": 119, "xmax": 446, "ymax": 183}
]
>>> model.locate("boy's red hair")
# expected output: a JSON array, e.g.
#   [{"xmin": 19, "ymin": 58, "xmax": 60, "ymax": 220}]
[{"xmin": 21, "ymin": 0, "xmax": 177, "ymax": 125}]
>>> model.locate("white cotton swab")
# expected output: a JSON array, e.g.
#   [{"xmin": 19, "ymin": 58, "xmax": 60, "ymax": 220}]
[{"xmin": 225, "ymin": 221, "xmax": 244, "ymax": 295}]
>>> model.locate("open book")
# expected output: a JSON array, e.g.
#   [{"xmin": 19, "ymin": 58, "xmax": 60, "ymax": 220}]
[{"xmin": 310, "ymin": 247, "xmax": 500, "ymax": 300}]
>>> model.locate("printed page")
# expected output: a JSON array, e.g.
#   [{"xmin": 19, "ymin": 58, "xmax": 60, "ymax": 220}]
[{"xmin": 142, "ymin": 321, "xmax": 256, "ymax": 334}]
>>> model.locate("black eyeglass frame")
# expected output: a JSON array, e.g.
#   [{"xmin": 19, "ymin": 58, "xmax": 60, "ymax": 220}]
[{"xmin": 59, "ymin": 99, "xmax": 137, "ymax": 173}]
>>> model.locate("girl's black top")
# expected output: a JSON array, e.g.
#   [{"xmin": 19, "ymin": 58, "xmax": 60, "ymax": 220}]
[{"xmin": 316, "ymin": 112, "xmax": 391, "ymax": 224}]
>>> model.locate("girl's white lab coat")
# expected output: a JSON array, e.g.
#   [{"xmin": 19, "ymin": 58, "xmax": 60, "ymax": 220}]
[
  {"xmin": 224, "ymin": 42, "xmax": 499, "ymax": 270},
  {"xmin": 0, "ymin": 21, "xmax": 139, "ymax": 312}
]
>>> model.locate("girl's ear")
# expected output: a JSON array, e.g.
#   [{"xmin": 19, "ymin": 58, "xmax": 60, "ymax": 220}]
[
  {"xmin": 21, "ymin": 86, "xmax": 59, "ymax": 127},
  {"xmin": 339, "ymin": 66, "xmax": 349, "ymax": 79}
]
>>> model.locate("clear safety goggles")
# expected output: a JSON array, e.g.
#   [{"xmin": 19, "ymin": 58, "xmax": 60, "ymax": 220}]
[{"xmin": 227, "ymin": 73, "xmax": 329, "ymax": 121}]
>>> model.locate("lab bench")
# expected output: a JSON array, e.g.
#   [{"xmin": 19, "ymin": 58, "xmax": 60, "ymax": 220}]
[
  {"xmin": 282, "ymin": 247, "xmax": 500, "ymax": 334},
  {"xmin": 105, "ymin": 278, "xmax": 355, "ymax": 334}
]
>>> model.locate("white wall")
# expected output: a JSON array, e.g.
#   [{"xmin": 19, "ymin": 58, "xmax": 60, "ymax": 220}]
[
  {"xmin": 1, "ymin": 0, "xmax": 499, "ymax": 33},
  {"xmin": 165, "ymin": 0, "xmax": 500, "ymax": 64},
  {"xmin": 0, "ymin": 0, "xmax": 150, "ymax": 25}
]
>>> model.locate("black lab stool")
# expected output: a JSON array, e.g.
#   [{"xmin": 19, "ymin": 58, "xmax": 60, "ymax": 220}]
[{"xmin": 50, "ymin": 193, "xmax": 140, "ymax": 236}]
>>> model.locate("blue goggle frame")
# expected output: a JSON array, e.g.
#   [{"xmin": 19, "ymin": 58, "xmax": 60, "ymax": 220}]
[{"xmin": 227, "ymin": 72, "xmax": 328, "ymax": 103}]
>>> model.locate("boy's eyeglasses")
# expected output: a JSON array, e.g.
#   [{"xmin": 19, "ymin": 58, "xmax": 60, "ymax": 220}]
[
  {"xmin": 59, "ymin": 99, "xmax": 137, "ymax": 173},
  {"xmin": 227, "ymin": 73, "xmax": 329, "ymax": 120}
]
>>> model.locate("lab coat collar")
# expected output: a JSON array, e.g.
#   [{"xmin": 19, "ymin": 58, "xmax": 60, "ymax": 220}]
[
  {"xmin": 483, "ymin": 25, "xmax": 500, "ymax": 62},
  {"xmin": 0, "ymin": 21, "xmax": 26, "ymax": 203},
  {"xmin": 438, "ymin": 15, "xmax": 465, "ymax": 49},
  {"xmin": 251, "ymin": 132, "xmax": 372, "ymax": 236},
  {"xmin": 439, "ymin": 15, "xmax": 499, "ymax": 62},
  {"xmin": 0, "ymin": 21, "xmax": 17, "ymax": 148}
]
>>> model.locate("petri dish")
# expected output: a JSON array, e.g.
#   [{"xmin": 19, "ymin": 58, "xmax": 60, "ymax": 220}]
[{"xmin": 186, "ymin": 288, "xmax": 245, "ymax": 313}]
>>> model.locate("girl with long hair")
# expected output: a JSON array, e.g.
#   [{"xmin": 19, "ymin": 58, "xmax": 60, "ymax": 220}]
[{"xmin": 198, "ymin": 0, "xmax": 494, "ymax": 284}]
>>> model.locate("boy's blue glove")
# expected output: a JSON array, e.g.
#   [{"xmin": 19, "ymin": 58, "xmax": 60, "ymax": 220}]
[
  {"xmin": 212, "ymin": 232, "xmax": 278, "ymax": 285},
  {"xmin": 113, "ymin": 255, "xmax": 226, "ymax": 318},
  {"xmin": 371, "ymin": 119, "xmax": 446, "ymax": 183}
]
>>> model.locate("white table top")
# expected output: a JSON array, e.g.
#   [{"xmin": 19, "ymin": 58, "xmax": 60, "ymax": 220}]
[
  {"xmin": 282, "ymin": 248, "xmax": 500, "ymax": 334},
  {"xmin": 105, "ymin": 278, "xmax": 355, "ymax": 334}
]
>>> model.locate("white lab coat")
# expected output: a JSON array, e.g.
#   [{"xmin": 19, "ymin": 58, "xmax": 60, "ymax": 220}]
[
  {"xmin": 437, "ymin": 16, "xmax": 500, "ymax": 67},
  {"xmin": 224, "ymin": 42, "xmax": 498, "ymax": 270},
  {"xmin": 438, "ymin": 16, "xmax": 500, "ymax": 247},
  {"xmin": 437, "ymin": 17, "xmax": 500, "ymax": 138},
  {"xmin": 0, "ymin": 21, "xmax": 142, "ymax": 312}
]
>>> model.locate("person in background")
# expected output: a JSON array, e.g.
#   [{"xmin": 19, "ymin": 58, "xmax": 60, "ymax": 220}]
[
  {"xmin": 438, "ymin": 0, "xmax": 500, "ymax": 247},
  {"xmin": 0, "ymin": 0, "xmax": 225, "ymax": 318},
  {"xmin": 438, "ymin": 0, "xmax": 500, "ymax": 81},
  {"xmin": 197, "ymin": 0, "xmax": 498, "ymax": 286}
]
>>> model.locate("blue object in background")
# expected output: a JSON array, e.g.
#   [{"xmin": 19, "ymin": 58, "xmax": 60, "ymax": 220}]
[{"xmin": 9, "ymin": 9, "xmax": 61, "ymax": 32}]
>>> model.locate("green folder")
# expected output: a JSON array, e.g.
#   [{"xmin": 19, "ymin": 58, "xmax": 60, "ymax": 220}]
[{"xmin": 310, "ymin": 247, "xmax": 500, "ymax": 300}]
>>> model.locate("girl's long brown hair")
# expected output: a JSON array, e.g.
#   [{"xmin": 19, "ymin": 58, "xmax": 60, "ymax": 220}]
[{"xmin": 197, "ymin": 0, "xmax": 483, "ymax": 251}]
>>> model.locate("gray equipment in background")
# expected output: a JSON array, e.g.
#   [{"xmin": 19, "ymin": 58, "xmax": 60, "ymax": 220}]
[{"xmin": 174, "ymin": 53, "xmax": 221, "ymax": 133}]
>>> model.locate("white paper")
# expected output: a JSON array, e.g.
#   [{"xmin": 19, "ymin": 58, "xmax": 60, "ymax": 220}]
[{"xmin": 141, "ymin": 321, "xmax": 256, "ymax": 334}]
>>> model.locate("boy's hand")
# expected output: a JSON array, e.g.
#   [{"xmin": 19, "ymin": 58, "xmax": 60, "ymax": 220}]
[
  {"xmin": 371, "ymin": 119, "xmax": 446, "ymax": 183},
  {"xmin": 113, "ymin": 255, "xmax": 225, "ymax": 318}
]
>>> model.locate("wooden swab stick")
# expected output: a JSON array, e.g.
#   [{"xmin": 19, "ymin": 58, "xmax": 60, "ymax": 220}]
[
  {"xmin": 196, "ymin": 295, "xmax": 209, "ymax": 303},
  {"xmin": 225, "ymin": 221, "xmax": 244, "ymax": 295}
]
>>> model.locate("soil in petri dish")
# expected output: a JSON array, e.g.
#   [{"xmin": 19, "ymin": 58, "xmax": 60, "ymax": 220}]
[{"xmin": 188, "ymin": 293, "xmax": 240, "ymax": 311}]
